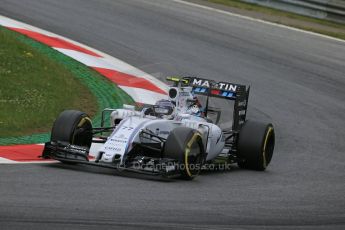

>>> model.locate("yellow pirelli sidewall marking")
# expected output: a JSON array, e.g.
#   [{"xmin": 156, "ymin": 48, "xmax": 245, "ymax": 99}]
[
  {"xmin": 77, "ymin": 116, "xmax": 92, "ymax": 127},
  {"xmin": 262, "ymin": 126, "xmax": 273, "ymax": 168},
  {"xmin": 185, "ymin": 133, "xmax": 201, "ymax": 177}
]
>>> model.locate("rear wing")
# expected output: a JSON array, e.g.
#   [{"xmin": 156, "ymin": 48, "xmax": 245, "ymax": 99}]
[{"xmin": 167, "ymin": 76, "xmax": 250, "ymax": 131}]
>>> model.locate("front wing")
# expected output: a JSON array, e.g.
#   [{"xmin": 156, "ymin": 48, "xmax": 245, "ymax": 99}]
[{"xmin": 41, "ymin": 141, "xmax": 180, "ymax": 178}]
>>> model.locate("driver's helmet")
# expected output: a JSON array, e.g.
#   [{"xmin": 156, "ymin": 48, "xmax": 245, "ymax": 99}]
[{"xmin": 153, "ymin": 99, "xmax": 175, "ymax": 119}]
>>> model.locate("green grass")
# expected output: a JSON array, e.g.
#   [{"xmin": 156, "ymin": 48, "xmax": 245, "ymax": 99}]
[
  {"xmin": 0, "ymin": 27, "xmax": 99, "ymax": 138},
  {"xmin": 0, "ymin": 27, "xmax": 134, "ymax": 145},
  {"xmin": 0, "ymin": 27, "xmax": 134, "ymax": 142},
  {"xmin": 207, "ymin": 0, "xmax": 345, "ymax": 40}
]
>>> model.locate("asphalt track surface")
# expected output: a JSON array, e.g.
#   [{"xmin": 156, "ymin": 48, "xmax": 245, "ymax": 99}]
[{"xmin": 1, "ymin": 0, "xmax": 345, "ymax": 229}]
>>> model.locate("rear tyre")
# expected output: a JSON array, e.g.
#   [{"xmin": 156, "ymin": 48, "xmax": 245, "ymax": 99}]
[
  {"xmin": 51, "ymin": 110, "xmax": 93, "ymax": 163},
  {"xmin": 237, "ymin": 121, "xmax": 275, "ymax": 171},
  {"xmin": 164, "ymin": 127, "xmax": 205, "ymax": 180}
]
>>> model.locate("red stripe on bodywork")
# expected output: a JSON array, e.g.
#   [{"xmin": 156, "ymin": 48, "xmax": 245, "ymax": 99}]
[
  {"xmin": 0, "ymin": 144, "xmax": 50, "ymax": 162},
  {"xmin": 6, "ymin": 27, "xmax": 102, "ymax": 57},
  {"xmin": 93, "ymin": 67, "xmax": 167, "ymax": 95}
]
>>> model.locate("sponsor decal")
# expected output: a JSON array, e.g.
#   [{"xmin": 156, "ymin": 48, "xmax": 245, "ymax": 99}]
[
  {"xmin": 238, "ymin": 101, "xmax": 247, "ymax": 107},
  {"xmin": 110, "ymin": 138, "xmax": 127, "ymax": 143},
  {"xmin": 217, "ymin": 82, "xmax": 237, "ymax": 92},
  {"xmin": 238, "ymin": 110, "xmax": 246, "ymax": 116},
  {"xmin": 192, "ymin": 78, "xmax": 210, "ymax": 88},
  {"xmin": 191, "ymin": 78, "xmax": 238, "ymax": 92},
  {"xmin": 105, "ymin": 146, "xmax": 122, "ymax": 152}
]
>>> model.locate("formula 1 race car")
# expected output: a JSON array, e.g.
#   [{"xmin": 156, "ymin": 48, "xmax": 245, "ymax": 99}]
[{"xmin": 42, "ymin": 76, "xmax": 275, "ymax": 180}]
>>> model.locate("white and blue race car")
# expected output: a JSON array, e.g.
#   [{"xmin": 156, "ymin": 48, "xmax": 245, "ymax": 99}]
[{"xmin": 42, "ymin": 77, "xmax": 275, "ymax": 180}]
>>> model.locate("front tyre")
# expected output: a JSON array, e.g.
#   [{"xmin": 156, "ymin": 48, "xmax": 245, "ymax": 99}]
[
  {"xmin": 51, "ymin": 110, "xmax": 93, "ymax": 147},
  {"xmin": 51, "ymin": 110, "xmax": 93, "ymax": 164},
  {"xmin": 164, "ymin": 127, "xmax": 205, "ymax": 180},
  {"xmin": 237, "ymin": 121, "xmax": 275, "ymax": 171}
]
